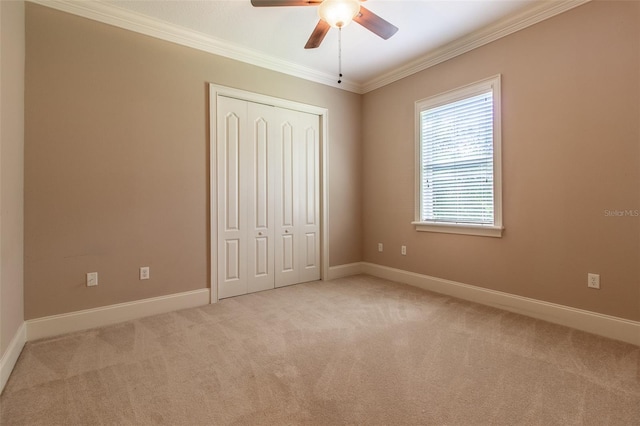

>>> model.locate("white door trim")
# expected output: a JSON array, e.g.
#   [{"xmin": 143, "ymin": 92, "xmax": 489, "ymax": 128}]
[{"xmin": 209, "ymin": 84, "xmax": 329, "ymax": 303}]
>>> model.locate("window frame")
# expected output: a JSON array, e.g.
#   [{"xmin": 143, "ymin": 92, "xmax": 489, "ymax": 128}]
[{"xmin": 413, "ymin": 75, "xmax": 503, "ymax": 238}]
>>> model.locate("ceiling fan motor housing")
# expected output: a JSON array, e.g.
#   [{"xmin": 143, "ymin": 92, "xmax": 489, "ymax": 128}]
[{"xmin": 318, "ymin": 0, "xmax": 361, "ymax": 28}]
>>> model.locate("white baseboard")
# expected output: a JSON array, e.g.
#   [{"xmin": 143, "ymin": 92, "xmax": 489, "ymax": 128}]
[
  {"xmin": 362, "ymin": 263, "xmax": 640, "ymax": 346},
  {"xmin": 327, "ymin": 262, "xmax": 364, "ymax": 280},
  {"xmin": 26, "ymin": 288, "xmax": 211, "ymax": 341},
  {"xmin": 1, "ymin": 322, "xmax": 26, "ymax": 394}
]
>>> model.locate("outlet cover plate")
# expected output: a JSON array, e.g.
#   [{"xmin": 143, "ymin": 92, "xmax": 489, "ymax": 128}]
[
  {"xmin": 140, "ymin": 266, "xmax": 150, "ymax": 280},
  {"xmin": 587, "ymin": 273, "xmax": 600, "ymax": 289},
  {"xmin": 87, "ymin": 272, "xmax": 98, "ymax": 287}
]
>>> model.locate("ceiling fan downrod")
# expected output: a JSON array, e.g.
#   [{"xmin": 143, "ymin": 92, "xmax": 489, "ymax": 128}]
[{"xmin": 338, "ymin": 27, "xmax": 343, "ymax": 84}]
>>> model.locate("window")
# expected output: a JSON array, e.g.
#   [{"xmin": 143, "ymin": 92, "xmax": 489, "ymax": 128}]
[{"xmin": 413, "ymin": 75, "xmax": 503, "ymax": 237}]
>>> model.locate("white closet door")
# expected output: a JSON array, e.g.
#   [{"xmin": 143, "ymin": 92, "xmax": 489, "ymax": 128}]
[
  {"xmin": 217, "ymin": 96, "xmax": 249, "ymax": 299},
  {"xmin": 246, "ymin": 102, "xmax": 276, "ymax": 294},
  {"xmin": 274, "ymin": 111, "xmax": 300, "ymax": 287},
  {"xmin": 217, "ymin": 96, "xmax": 320, "ymax": 298},
  {"xmin": 275, "ymin": 109, "xmax": 320, "ymax": 287},
  {"xmin": 297, "ymin": 111, "xmax": 321, "ymax": 284}
]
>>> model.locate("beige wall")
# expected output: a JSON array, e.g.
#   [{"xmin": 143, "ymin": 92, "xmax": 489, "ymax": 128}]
[
  {"xmin": 363, "ymin": 1, "xmax": 640, "ymax": 321},
  {"xmin": 24, "ymin": 4, "xmax": 362, "ymax": 319},
  {"xmin": 1, "ymin": 0, "xmax": 26, "ymax": 356},
  {"xmin": 24, "ymin": 1, "xmax": 640, "ymax": 323}
]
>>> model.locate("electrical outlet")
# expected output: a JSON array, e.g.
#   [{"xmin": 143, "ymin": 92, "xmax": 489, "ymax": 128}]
[
  {"xmin": 378, "ymin": 243, "xmax": 383, "ymax": 252},
  {"xmin": 401, "ymin": 245, "xmax": 407, "ymax": 256},
  {"xmin": 86, "ymin": 272, "xmax": 98, "ymax": 287},
  {"xmin": 140, "ymin": 266, "xmax": 150, "ymax": 280},
  {"xmin": 587, "ymin": 273, "xmax": 600, "ymax": 289}
]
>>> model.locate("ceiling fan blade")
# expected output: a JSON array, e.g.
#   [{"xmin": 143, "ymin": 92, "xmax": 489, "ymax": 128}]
[
  {"xmin": 353, "ymin": 5, "xmax": 399, "ymax": 40},
  {"xmin": 304, "ymin": 20, "xmax": 330, "ymax": 49},
  {"xmin": 251, "ymin": 0, "xmax": 320, "ymax": 6}
]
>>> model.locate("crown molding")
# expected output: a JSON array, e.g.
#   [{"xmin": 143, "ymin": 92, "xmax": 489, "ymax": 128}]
[
  {"xmin": 27, "ymin": 0, "xmax": 361, "ymax": 93},
  {"xmin": 29, "ymin": 0, "xmax": 591, "ymax": 95},
  {"xmin": 362, "ymin": 0, "xmax": 592, "ymax": 93}
]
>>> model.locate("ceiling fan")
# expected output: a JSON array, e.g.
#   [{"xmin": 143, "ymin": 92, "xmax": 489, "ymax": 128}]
[{"xmin": 250, "ymin": 0, "xmax": 399, "ymax": 49}]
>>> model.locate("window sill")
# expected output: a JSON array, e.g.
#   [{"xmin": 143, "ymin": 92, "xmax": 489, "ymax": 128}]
[{"xmin": 412, "ymin": 221, "xmax": 504, "ymax": 238}]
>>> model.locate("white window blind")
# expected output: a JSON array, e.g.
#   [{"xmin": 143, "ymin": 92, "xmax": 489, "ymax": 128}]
[
  {"xmin": 420, "ymin": 91, "xmax": 494, "ymax": 224},
  {"xmin": 414, "ymin": 75, "xmax": 502, "ymax": 237}
]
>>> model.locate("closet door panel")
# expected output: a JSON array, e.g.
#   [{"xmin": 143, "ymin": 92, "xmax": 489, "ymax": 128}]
[
  {"xmin": 275, "ymin": 116, "xmax": 300, "ymax": 287},
  {"xmin": 298, "ymin": 112, "xmax": 321, "ymax": 283},
  {"xmin": 217, "ymin": 97, "xmax": 248, "ymax": 299},
  {"xmin": 303, "ymin": 128, "xmax": 317, "ymax": 226},
  {"xmin": 304, "ymin": 233, "xmax": 317, "ymax": 268},
  {"xmin": 247, "ymin": 103, "xmax": 276, "ymax": 293},
  {"xmin": 280, "ymin": 122, "xmax": 295, "ymax": 228},
  {"xmin": 225, "ymin": 239, "xmax": 241, "ymax": 280}
]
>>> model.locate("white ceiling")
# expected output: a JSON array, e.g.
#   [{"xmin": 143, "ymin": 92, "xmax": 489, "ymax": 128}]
[{"xmin": 37, "ymin": 0, "xmax": 589, "ymax": 92}]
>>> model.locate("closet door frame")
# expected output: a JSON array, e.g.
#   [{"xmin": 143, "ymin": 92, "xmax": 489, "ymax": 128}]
[{"xmin": 209, "ymin": 84, "xmax": 329, "ymax": 303}]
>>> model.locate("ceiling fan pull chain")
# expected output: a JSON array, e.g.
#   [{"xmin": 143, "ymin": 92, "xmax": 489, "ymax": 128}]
[{"xmin": 338, "ymin": 27, "xmax": 342, "ymax": 84}]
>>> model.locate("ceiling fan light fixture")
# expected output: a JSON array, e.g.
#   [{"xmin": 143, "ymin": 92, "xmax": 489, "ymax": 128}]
[{"xmin": 318, "ymin": 0, "xmax": 360, "ymax": 29}]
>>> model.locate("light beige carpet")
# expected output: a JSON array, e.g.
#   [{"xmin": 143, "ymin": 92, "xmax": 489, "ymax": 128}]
[{"xmin": 2, "ymin": 275, "xmax": 639, "ymax": 425}]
